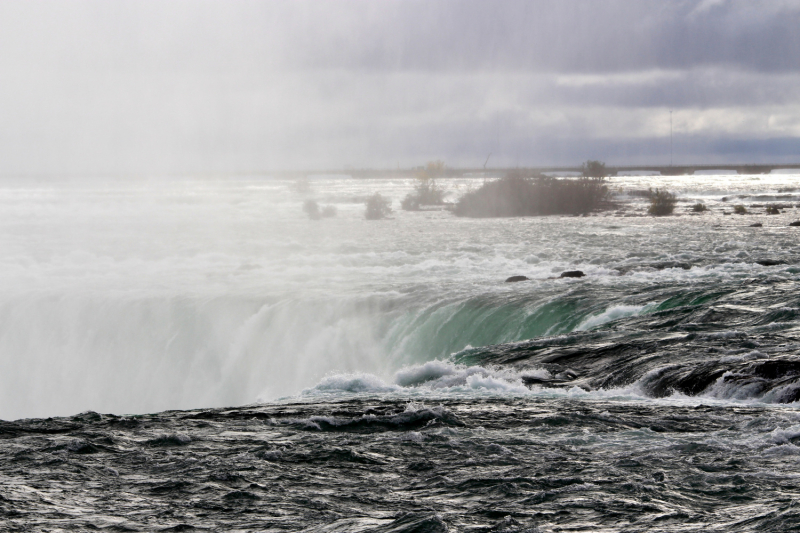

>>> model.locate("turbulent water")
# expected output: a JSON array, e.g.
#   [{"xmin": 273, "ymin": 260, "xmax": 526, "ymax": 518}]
[{"xmin": 4, "ymin": 172, "xmax": 800, "ymax": 531}]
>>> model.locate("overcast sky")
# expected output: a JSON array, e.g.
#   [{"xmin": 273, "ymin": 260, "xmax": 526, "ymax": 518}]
[{"xmin": 1, "ymin": 0, "xmax": 799, "ymax": 174}]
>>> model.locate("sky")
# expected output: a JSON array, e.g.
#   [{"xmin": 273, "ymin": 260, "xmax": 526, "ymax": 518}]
[{"xmin": 0, "ymin": 0, "xmax": 799, "ymax": 175}]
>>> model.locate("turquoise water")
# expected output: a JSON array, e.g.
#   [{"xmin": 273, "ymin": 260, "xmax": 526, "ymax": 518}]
[{"xmin": 2, "ymin": 172, "xmax": 800, "ymax": 419}]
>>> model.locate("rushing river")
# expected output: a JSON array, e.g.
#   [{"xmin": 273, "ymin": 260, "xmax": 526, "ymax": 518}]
[{"xmin": 3, "ymin": 172, "xmax": 800, "ymax": 531}]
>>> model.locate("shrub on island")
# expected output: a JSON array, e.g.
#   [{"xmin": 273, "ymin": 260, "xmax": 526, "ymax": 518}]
[
  {"xmin": 402, "ymin": 160, "xmax": 447, "ymax": 211},
  {"xmin": 365, "ymin": 193, "xmax": 392, "ymax": 220},
  {"xmin": 733, "ymin": 204, "xmax": 748, "ymax": 215},
  {"xmin": 691, "ymin": 202, "xmax": 708, "ymax": 212},
  {"xmin": 766, "ymin": 205, "xmax": 780, "ymax": 215},
  {"xmin": 453, "ymin": 171, "xmax": 609, "ymax": 217},
  {"xmin": 648, "ymin": 188, "xmax": 677, "ymax": 216},
  {"xmin": 303, "ymin": 200, "xmax": 337, "ymax": 220},
  {"xmin": 303, "ymin": 199, "xmax": 321, "ymax": 220},
  {"xmin": 581, "ymin": 160, "xmax": 610, "ymax": 178}
]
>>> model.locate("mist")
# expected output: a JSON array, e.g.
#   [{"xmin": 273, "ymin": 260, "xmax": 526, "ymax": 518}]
[
  {"xmin": 1, "ymin": 0, "xmax": 799, "ymax": 175},
  {"xmin": 7, "ymin": 5, "xmax": 800, "ymax": 529}
]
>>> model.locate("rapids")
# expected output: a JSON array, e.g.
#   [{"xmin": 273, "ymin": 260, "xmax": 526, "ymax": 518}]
[
  {"xmin": 2, "ymin": 172, "xmax": 800, "ymax": 419},
  {"xmin": 6, "ymin": 172, "xmax": 800, "ymax": 531}
]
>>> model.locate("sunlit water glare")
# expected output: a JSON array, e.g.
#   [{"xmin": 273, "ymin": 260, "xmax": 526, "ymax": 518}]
[{"xmin": 2, "ymin": 172, "xmax": 800, "ymax": 420}]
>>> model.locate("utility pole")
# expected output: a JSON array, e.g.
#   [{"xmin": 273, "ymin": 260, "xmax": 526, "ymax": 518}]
[{"xmin": 670, "ymin": 109, "xmax": 673, "ymax": 167}]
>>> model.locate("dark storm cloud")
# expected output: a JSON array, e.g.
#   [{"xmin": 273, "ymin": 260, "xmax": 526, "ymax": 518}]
[
  {"xmin": 277, "ymin": 0, "xmax": 800, "ymax": 74},
  {"xmin": 6, "ymin": 1, "xmax": 797, "ymax": 75},
  {"xmin": 0, "ymin": 0, "xmax": 798, "ymax": 173}
]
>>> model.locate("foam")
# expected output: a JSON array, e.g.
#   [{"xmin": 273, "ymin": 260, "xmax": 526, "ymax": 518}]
[
  {"xmin": 703, "ymin": 374, "xmax": 768, "ymax": 401},
  {"xmin": 769, "ymin": 425, "xmax": 800, "ymax": 445},
  {"xmin": 697, "ymin": 331, "xmax": 746, "ymax": 340},
  {"xmin": 393, "ymin": 361, "xmax": 540, "ymax": 393},
  {"xmin": 296, "ymin": 357, "xmax": 800, "ymax": 409},
  {"xmin": 464, "ymin": 373, "xmax": 530, "ymax": 394},
  {"xmin": 302, "ymin": 361, "xmax": 547, "ymax": 398},
  {"xmin": 6, "ymin": 174, "xmax": 800, "ymax": 419},
  {"xmin": 575, "ymin": 303, "xmax": 656, "ymax": 331},
  {"xmin": 394, "ymin": 360, "xmax": 464, "ymax": 387},
  {"xmin": 762, "ymin": 445, "xmax": 800, "ymax": 457},
  {"xmin": 286, "ymin": 403, "xmax": 463, "ymax": 432},
  {"xmin": 719, "ymin": 350, "xmax": 766, "ymax": 363},
  {"xmin": 305, "ymin": 373, "xmax": 397, "ymax": 394}
]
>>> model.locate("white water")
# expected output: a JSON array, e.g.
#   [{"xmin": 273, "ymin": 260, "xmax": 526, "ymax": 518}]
[
  {"xmin": 295, "ymin": 358, "xmax": 800, "ymax": 413},
  {"xmin": 2, "ymin": 172, "xmax": 800, "ymax": 420}
]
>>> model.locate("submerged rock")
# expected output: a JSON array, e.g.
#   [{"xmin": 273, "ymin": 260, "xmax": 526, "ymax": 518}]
[
  {"xmin": 790, "ymin": 221, "xmax": 800, "ymax": 227},
  {"xmin": 505, "ymin": 275, "xmax": 529, "ymax": 283},
  {"xmin": 560, "ymin": 270, "xmax": 585, "ymax": 278},
  {"xmin": 750, "ymin": 223, "xmax": 763, "ymax": 227},
  {"xmin": 649, "ymin": 261, "xmax": 691, "ymax": 271},
  {"xmin": 376, "ymin": 512, "xmax": 448, "ymax": 533}
]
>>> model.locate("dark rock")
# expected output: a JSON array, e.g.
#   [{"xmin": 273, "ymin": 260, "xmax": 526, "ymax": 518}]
[
  {"xmin": 790, "ymin": 221, "xmax": 800, "ymax": 227},
  {"xmin": 756, "ymin": 259, "xmax": 785, "ymax": 266},
  {"xmin": 407, "ymin": 460, "xmax": 436, "ymax": 472},
  {"xmin": 505, "ymin": 275, "xmax": 529, "ymax": 283},
  {"xmin": 373, "ymin": 513, "xmax": 448, "ymax": 533},
  {"xmin": 223, "ymin": 490, "xmax": 260, "ymax": 501},
  {"xmin": 560, "ymin": 270, "xmax": 585, "ymax": 278},
  {"xmin": 749, "ymin": 223, "xmax": 763, "ymax": 227},
  {"xmin": 145, "ymin": 434, "xmax": 191, "ymax": 447},
  {"xmin": 484, "ymin": 516, "xmax": 527, "ymax": 532},
  {"xmin": 67, "ymin": 439, "xmax": 101, "ymax": 454}
]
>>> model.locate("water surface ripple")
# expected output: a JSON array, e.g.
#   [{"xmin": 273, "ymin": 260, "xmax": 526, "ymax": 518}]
[
  {"xmin": 3, "ymin": 399, "xmax": 800, "ymax": 531},
  {"xmin": 4, "ymin": 173, "xmax": 800, "ymax": 530}
]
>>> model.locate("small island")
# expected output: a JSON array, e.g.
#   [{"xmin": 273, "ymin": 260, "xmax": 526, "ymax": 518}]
[{"xmin": 454, "ymin": 162, "xmax": 611, "ymax": 217}]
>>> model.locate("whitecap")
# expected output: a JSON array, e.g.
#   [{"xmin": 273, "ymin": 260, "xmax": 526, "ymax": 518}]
[{"xmin": 575, "ymin": 303, "xmax": 656, "ymax": 331}]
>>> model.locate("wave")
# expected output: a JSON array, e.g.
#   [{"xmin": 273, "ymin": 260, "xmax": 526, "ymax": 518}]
[
  {"xmin": 298, "ymin": 353, "xmax": 800, "ymax": 407},
  {"xmin": 300, "ymin": 276, "xmax": 800, "ymax": 406},
  {"xmin": 301, "ymin": 361, "xmax": 539, "ymax": 398},
  {"xmin": 289, "ymin": 403, "xmax": 465, "ymax": 433},
  {"xmin": 3, "ymin": 254, "xmax": 799, "ymax": 419},
  {"xmin": 0, "ymin": 282, "xmax": 671, "ymax": 419},
  {"xmin": 574, "ymin": 303, "xmax": 655, "ymax": 331}
]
